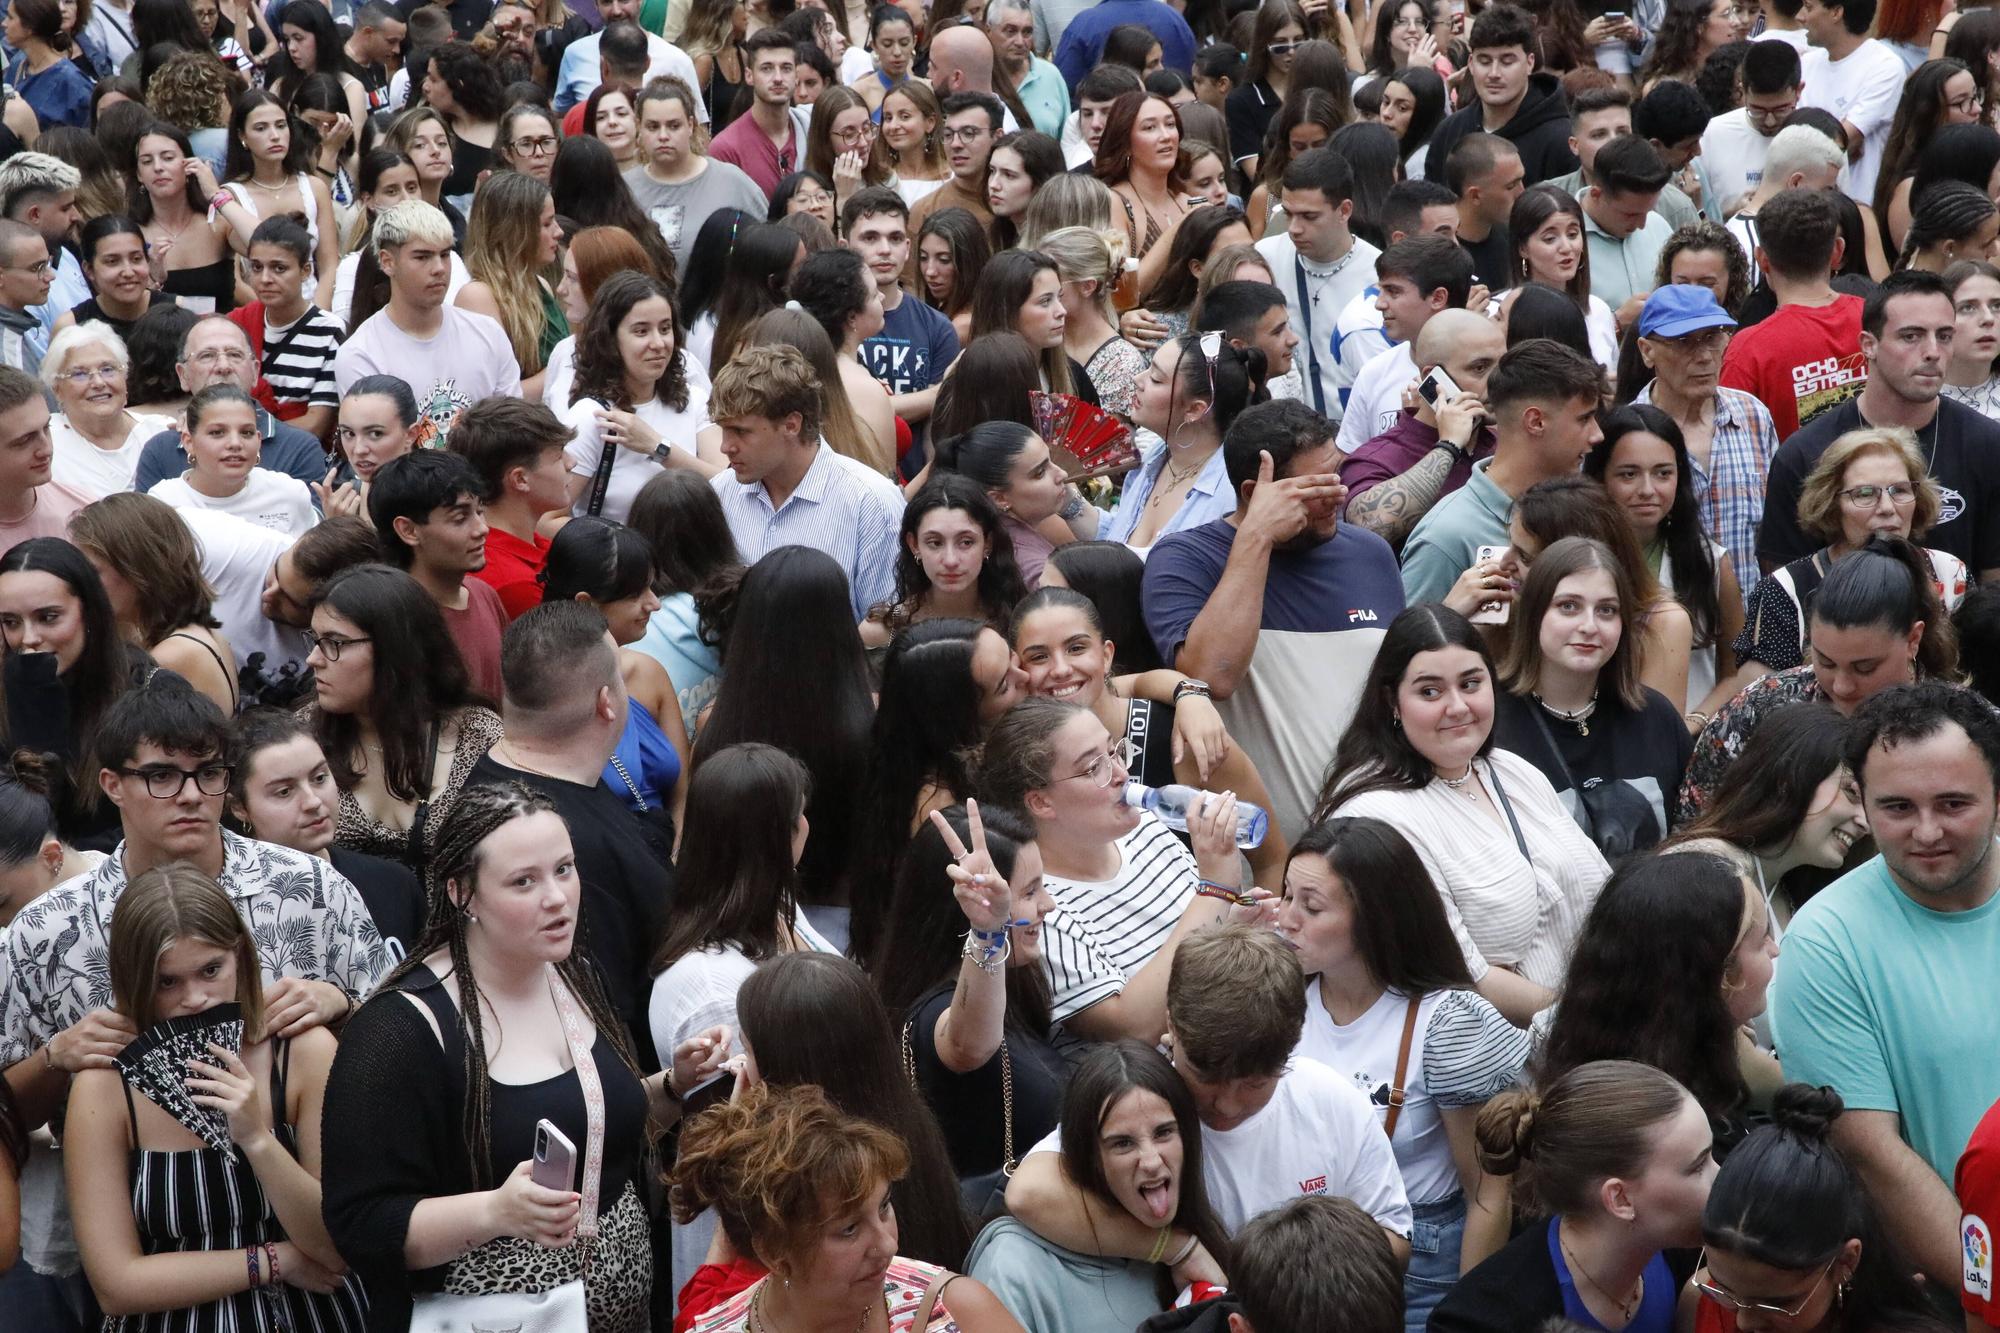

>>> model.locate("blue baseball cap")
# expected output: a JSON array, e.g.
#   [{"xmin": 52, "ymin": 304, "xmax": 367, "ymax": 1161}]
[{"xmin": 1637, "ymin": 284, "xmax": 1738, "ymax": 340}]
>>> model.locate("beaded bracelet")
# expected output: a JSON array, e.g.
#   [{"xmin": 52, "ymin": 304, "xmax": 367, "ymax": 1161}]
[
  {"xmin": 263, "ymin": 1241, "xmax": 280, "ymax": 1289},
  {"xmin": 1195, "ymin": 880, "xmax": 1260, "ymax": 907}
]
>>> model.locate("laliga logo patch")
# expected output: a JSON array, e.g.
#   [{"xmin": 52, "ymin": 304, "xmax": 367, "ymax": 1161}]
[{"xmin": 1965, "ymin": 1214, "xmax": 1993, "ymax": 1301}]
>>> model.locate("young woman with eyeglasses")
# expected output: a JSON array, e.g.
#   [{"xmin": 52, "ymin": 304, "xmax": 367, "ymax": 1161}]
[
  {"xmin": 1732, "ymin": 429, "xmax": 1967, "ymax": 681},
  {"xmin": 806, "ymin": 84, "xmax": 895, "ymax": 215},
  {"xmin": 497, "ymin": 103, "xmax": 562, "ymax": 182},
  {"xmin": 1691, "ymin": 1086, "xmax": 1948, "ymax": 1333},
  {"xmin": 1876, "ymin": 59, "xmax": 1985, "ymax": 254},
  {"xmin": 974, "ymin": 696, "xmax": 1253, "ymax": 1046}
]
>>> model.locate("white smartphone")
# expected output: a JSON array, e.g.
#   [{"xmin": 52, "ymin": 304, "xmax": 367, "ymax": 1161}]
[
  {"xmin": 1417, "ymin": 365, "xmax": 1462, "ymax": 412},
  {"xmin": 531, "ymin": 1119, "xmax": 577, "ymax": 1192},
  {"xmin": 1469, "ymin": 544, "xmax": 1511, "ymax": 626}
]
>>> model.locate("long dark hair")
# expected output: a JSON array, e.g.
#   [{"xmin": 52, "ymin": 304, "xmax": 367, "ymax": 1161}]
[
  {"xmin": 932, "ymin": 332, "xmax": 1040, "ymax": 440},
  {"xmin": 628, "ymin": 470, "xmax": 742, "ymax": 597},
  {"xmin": 1586, "ymin": 403, "xmax": 1722, "ymax": 648},
  {"xmin": 918, "ymin": 206, "xmax": 990, "ymax": 319},
  {"xmin": 1875, "ymin": 59, "xmax": 1975, "ymax": 229},
  {"xmin": 693, "ymin": 547, "xmax": 873, "ymax": 907},
  {"xmin": 309, "ymin": 564, "xmax": 481, "ymax": 803},
  {"xmin": 678, "ymin": 207, "xmax": 758, "ymax": 328},
  {"xmin": 1332, "ymin": 122, "xmax": 1400, "ymax": 249},
  {"xmin": 1140, "ymin": 204, "xmax": 1248, "ymax": 315},
  {"xmin": 1041, "ymin": 542, "xmax": 1163, "ymax": 674},
  {"xmin": 0, "ymin": 539, "xmax": 136, "ymax": 799},
  {"xmin": 1059, "ymin": 1040, "xmax": 1233, "ymax": 1305},
  {"xmin": 374, "ymin": 782, "xmax": 636, "ymax": 1188},
  {"xmin": 225, "ymin": 88, "xmax": 316, "ymax": 182},
  {"xmin": 873, "ymin": 802, "xmax": 1053, "ymax": 1035},
  {"xmin": 1813, "ymin": 534, "xmax": 1959, "ymax": 681},
  {"xmin": 1510, "ymin": 186, "xmax": 1594, "ymax": 313},
  {"xmin": 737, "ymin": 952, "xmax": 976, "ymax": 1268},
  {"xmin": 1387, "ymin": 67, "xmax": 1447, "ymax": 156},
  {"xmin": 650, "ymin": 743, "xmax": 809, "ymax": 973},
  {"xmin": 988, "ymin": 129, "xmax": 1068, "ymax": 249},
  {"xmin": 268, "ymin": 0, "xmax": 365, "ymax": 98},
  {"xmin": 1313, "ymin": 605, "xmax": 1497, "ymax": 815},
  {"xmin": 877, "ymin": 474, "xmax": 1027, "ymax": 631},
  {"xmin": 708, "ymin": 222, "xmax": 803, "ymax": 371},
  {"xmin": 538, "ymin": 515, "xmax": 653, "ymax": 605},
  {"xmin": 967, "ymin": 248, "xmax": 1071, "ymax": 394},
  {"xmin": 1703, "ymin": 1085, "xmax": 1949, "ymax": 1333},
  {"xmin": 849, "ymin": 618, "xmax": 989, "ymax": 967},
  {"xmin": 547, "ymin": 135, "xmax": 676, "ymax": 280},
  {"xmin": 1536, "ymin": 850, "xmax": 1751, "ymax": 1122},
  {"xmin": 570, "ymin": 270, "xmax": 689, "ymax": 414},
  {"xmin": 1668, "ymin": 704, "xmax": 1852, "ymax": 858},
  {"xmin": 127, "ymin": 120, "xmax": 209, "ymax": 224},
  {"xmin": 1286, "ymin": 817, "xmax": 1475, "ymax": 995}
]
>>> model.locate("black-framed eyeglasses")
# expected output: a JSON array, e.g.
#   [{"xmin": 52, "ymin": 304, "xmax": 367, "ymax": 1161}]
[
  {"xmin": 509, "ymin": 135, "xmax": 558, "ymax": 156},
  {"xmin": 117, "ymin": 763, "xmax": 234, "ymax": 799},
  {"xmin": 1694, "ymin": 1251, "xmax": 1836, "ymax": 1318},
  {"xmin": 303, "ymin": 630, "xmax": 372, "ymax": 661}
]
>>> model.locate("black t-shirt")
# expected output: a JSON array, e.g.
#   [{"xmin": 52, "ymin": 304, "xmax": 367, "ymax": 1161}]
[
  {"xmin": 329, "ymin": 846, "xmax": 425, "ymax": 961},
  {"xmin": 466, "ymin": 754, "xmax": 674, "ymax": 1068},
  {"xmin": 1460, "ymin": 226, "xmax": 1514, "ymax": 292},
  {"xmin": 907, "ymin": 984, "xmax": 1066, "ymax": 1179},
  {"xmin": 399, "ymin": 0, "xmax": 492, "ymax": 41},
  {"xmin": 1490, "ymin": 687, "xmax": 1693, "ymax": 860},
  {"xmin": 1757, "ymin": 395, "xmax": 2000, "ymax": 576}
]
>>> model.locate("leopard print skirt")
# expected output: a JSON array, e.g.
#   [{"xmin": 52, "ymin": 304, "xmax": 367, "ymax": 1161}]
[{"xmin": 441, "ymin": 1181, "xmax": 652, "ymax": 1332}]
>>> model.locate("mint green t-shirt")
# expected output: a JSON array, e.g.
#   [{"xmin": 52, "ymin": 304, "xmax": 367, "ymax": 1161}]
[{"xmin": 1770, "ymin": 852, "xmax": 2000, "ymax": 1181}]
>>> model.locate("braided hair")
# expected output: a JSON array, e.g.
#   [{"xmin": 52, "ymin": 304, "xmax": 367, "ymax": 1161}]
[
  {"xmin": 1898, "ymin": 180, "xmax": 1999, "ymax": 271},
  {"xmin": 377, "ymin": 780, "xmax": 639, "ymax": 1188}
]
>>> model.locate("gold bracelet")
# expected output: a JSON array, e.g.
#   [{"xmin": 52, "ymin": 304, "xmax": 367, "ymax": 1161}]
[{"xmin": 1146, "ymin": 1227, "xmax": 1172, "ymax": 1264}]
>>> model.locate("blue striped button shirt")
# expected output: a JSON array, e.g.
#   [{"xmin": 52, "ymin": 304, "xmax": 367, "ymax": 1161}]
[{"xmin": 711, "ymin": 443, "xmax": 906, "ymax": 621}]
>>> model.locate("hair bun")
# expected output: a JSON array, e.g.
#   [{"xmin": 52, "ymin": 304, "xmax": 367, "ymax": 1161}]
[
  {"xmin": 1770, "ymin": 1084, "xmax": 1844, "ymax": 1141},
  {"xmin": 5, "ymin": 748, "xmax": 56, "ymax": 799}
]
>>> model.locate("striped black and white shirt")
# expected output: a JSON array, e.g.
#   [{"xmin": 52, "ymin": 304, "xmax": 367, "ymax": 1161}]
[
  {"xmin": 254, "ymin": 305, "xmax": 343, "ymax": 413},
  {"xmin": 1040, "ymin": 813, "xmax": 1197, "ymax": 1027}
]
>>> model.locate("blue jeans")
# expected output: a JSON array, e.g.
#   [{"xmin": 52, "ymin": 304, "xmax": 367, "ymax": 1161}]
[{"xmin": 1404, "ymin": 1193, "xmax": 1468, "ymax": 1333}]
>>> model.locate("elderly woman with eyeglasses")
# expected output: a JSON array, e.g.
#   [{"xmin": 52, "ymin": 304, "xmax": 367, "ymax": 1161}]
[
  {"xmin": 1730, "ymin": 426, "xmax": 1967, "ymax": 682},
  {"xmin": 42, "ymin": 321, "xmax": 175, "ymax": 500},
  {"xmin": 496, "ymin": 103, "xmax": 562, "ymax": 182}
]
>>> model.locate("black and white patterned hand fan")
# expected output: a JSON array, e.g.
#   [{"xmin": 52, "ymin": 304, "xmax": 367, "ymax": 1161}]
[{"xmin": 113, "ymin": 1003, "xmax": 245, "ymax": 1153}]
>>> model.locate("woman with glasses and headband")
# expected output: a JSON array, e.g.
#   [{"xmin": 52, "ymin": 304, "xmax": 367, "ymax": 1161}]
[
  {"xmin": 497, "ymin": 103, "xmax": 562, "ymax": 182},
  {"xmin": 304, "ymin": 564, "xmax": 503, "ymax": 876},
  {"xmin": 1874, "ymin": 60, "xmax": 1983, "ymax": 254},
  {"xmin": 974, "ymin": 696, "xmax": 1253, "ymax": 1046},
  {"xmin": 1732, "ymin": 429, "xmax": 1967, "ymax": 681},
  {"xmin": 807, "ymin": 85, "xmax": 896, "ymax": 216},
  {"xmin": 39, "ymin": 321, "xmax": 171, "ymax": 501},
  {"xmin": 1691, "ymin": 1086, "xmax": 1947, "ymax": 1333}
]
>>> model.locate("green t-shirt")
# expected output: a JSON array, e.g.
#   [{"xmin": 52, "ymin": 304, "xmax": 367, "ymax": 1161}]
[{"xmin": 1770, "ymin": 853, "xmax": 2000, "ymax": 1181}]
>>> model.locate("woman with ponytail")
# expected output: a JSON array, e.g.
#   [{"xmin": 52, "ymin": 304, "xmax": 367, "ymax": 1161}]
[
  {"xmin": 1732, "ymin": 428, "xmax": 1967, "ymax": 680},
  {"xmin": 1693, "ymin": 1086, "xmax": 1949, "ymax": 1333},
  {"xmin": 322, "ymin": 782, "xmax": 729, "ymax": 1330},
  {"xmin": 1104, "ymin": 331, "xmax": 1269, "ymax": 548},
  {"xmin": 1430, "ymin": 1060, "xmax": 1717, "ymax": 1333},
  {"xmin": 1894, "ymin": 181, "xmax": 2000, "ymax": 273},
  {"xmin": 1679, "ymin": 526, "xmax": 1959, "ymax": 823}
]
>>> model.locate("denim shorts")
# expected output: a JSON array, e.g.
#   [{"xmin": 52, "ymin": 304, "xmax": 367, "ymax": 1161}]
[{"xmin": 1403, "ymin": 1192, "xmax": 1469, "ymax": 1333}]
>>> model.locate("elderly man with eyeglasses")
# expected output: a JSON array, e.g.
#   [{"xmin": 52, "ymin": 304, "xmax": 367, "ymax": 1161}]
[{"xmin": 129, "ymin": 314, "xmax": 336, "ymax": 495}]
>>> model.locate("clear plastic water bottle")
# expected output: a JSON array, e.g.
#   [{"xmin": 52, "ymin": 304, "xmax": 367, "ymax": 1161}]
[{"xmin": 1122, "ymin": 781, "xmax": 1269, "ymax": 849}]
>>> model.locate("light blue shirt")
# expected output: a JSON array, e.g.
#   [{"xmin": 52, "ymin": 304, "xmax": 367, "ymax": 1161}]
[
  {"xmin": 553, "ymin": 30, "xmax": 709, "ymax": 116},
  {"xmin": 1581, "ymin": 205, "xmax": 1674, "ymax": 313},
  {"xmin": 631, "ymin": 591, "xmax": 722, "ymax": 725},
  {"xmin": 1101, "ymin": 435, "xmax": 1234, "ymax": 547},
  {"xmin": 1015, "ymin": 55, "xmax": 1071, "ymax": 141},
  {"xmin": 710, "ymin": 443, "xmax": 905, "ymax": 621},
  {"xmin": 1399, "ymin": 456, "xmax": 1514, "ymax": 605},
  {"xmin": 1770, "ymin": 853, "xmax": 2000, "ymax": 1182}
]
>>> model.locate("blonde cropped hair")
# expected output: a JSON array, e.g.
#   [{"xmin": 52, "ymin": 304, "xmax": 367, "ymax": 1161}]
[
  {"xmin": 373, "ymin": 197, "xmax": 455, "ymax": 252},
  {"xmin": 1796, "ymin": 426, "xmax": 1940, "ymax": 545},
  {"xmin": 1036, "ymin": 225, "xmax": 1129, "ymax": 325}
]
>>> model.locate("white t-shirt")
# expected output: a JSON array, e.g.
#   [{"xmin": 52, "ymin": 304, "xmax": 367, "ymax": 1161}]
[
  {"xmin": 1330, "ymin": 287, "xmax": 1388, "ymax": 419},
  {"xmin": 1801, "ymin": 39, "xmax": 1905, "ymax": 203},
  {"xmin": 1337, "ymin": 343, "xmax": 1417, "ymax": 455},
  {"xmin": 1255, "ymin": 232, "xmax": 1383, "ymax": 424},
  {"xmin": 1025, "ymin": 1056, "xmax": 1414, "ymax": 1238},
  {"xmin": 1700, "ymin": 107, "xmax": 1773, "ymax": 219},
  {"xmin": 173, "ymin": 505, "xmax": 308, "ymax": 692},
  {"xmin": 49, "ymin": 412, "xmax": 171, "ymax": 499},
  {"xmin": 1039, "ymin": 813, "xmax": 1197, "ymax": 1029},
  {"xmin": 1294, "ymin": 987, "xmax": 1528, "ymax": 1206},
  {"xmin": 148, "ymin": 468, "xmax": 318, "ymax": 538},
  {"xmin": 560, "ymin": 382, "xmax": 713, "ymax": 523},
  {"xmin": 334, "ymin": 305, "xmax": 520, "ymax": 446}
]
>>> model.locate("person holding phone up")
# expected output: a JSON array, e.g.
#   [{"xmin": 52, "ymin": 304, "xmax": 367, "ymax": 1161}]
[{"xmin": 321, "ymin": 782, "xmax": 729, "ymax": 1332}]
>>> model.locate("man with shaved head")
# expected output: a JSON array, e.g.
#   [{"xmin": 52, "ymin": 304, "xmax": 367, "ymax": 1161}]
[
  {"xmin": 1339, "ymin": 310, "xmax": 1508, "ymax": 549},
  {"xmin": 926, "ymin": 25, "xmax": 1021, "ymax": 130}
]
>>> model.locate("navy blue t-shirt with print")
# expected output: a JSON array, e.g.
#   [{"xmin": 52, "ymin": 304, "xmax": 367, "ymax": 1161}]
[
  {"xmin": 860, "ymin": 293, "xmax": 960, "ymax": 473},
  {"xmin": 1142, "ymin": 519, "xmax": 1406, "ymax": 842}
]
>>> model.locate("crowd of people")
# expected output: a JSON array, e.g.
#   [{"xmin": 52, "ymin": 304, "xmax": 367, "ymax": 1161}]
[{"xmin": 0, "ymin": 0, "xmax": 1998, "ymax": 1329}]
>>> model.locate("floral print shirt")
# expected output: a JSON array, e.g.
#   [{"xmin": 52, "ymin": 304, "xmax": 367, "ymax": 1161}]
[
  {"xmin": 0, "ymin": 830, "xmax": 391, "ymax": 1068},
  {"xmin": 1673, "ymin": 665, "xmax": 1824, "ymax": 827}
]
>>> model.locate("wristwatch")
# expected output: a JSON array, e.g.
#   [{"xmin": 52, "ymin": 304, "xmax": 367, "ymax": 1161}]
[
  {"xmin": 1172, "ymin": 679, "xmax": 1212, "ymax": 704},
  {"xmin": 651, "ymin": 442, "xmax": 675, "ymax": 466}
]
